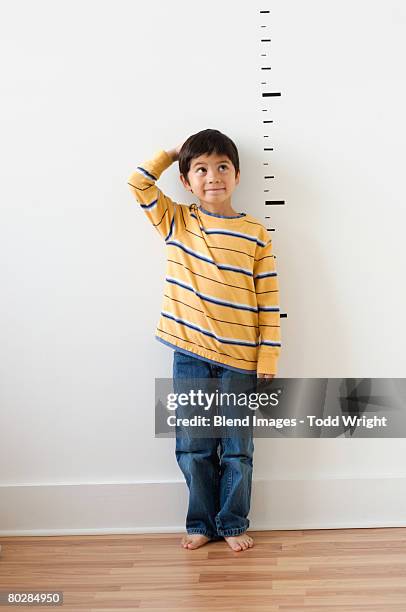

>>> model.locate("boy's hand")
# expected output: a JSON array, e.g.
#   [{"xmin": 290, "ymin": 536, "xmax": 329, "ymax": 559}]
[
  {"xmin": 167, "ymin": 141, "xmax": 186, "ymax": 162},
  {"xmin": 257, "ymin": 373, "xmax": 275, "ymax": 379}
]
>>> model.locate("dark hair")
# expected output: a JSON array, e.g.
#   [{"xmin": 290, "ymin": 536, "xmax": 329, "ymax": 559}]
[{"xmin": 179, "ymin": 129, "xmax": 240, "ymax": 183}]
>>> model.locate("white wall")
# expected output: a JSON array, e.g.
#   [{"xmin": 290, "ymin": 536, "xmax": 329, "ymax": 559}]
[{"xmin": 1, "ymin": 0, "xmax": 405, "ymax": 534}]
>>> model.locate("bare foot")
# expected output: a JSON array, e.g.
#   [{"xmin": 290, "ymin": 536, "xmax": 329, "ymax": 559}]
[
  {"xmin": 181, "ymin": 533, "xmax": 210, "ymax": 549},
  {"xmin": 224, "ymin": 533, "xmax": 254, "ymax": 552}
]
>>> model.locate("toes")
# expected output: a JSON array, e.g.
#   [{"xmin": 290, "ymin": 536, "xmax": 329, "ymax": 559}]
[
  {"xmin": 182, "ymin": 535, "xmax": 210, "ymax": 550},
  {"xmin": 226, "ymin": 538, "xmax": 241, "ymax": 551},
  {"xmin": 237, "ymin": 535, "xmax": 254, "ymax": 550},
  {"xmin": 225, "ymin": 535, "xmax": 255, "ymax": 552}
]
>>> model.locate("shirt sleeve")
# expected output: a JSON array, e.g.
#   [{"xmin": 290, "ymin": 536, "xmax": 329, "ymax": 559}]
[
  {"xmin": 127, "ymin": 149, "xmax": 179, "ymax": 242},
  {"xmin": 254, "ymin": 234, "xmax": 282, "ymax": 375}
]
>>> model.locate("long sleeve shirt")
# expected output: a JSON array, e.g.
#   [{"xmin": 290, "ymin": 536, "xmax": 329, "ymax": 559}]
[{"xmin": 127, "ymin": 149, "xmax": 281, "ymax": 375}]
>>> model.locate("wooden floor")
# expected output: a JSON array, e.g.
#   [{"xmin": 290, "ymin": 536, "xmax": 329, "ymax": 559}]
[{"xmin": 1, "ymin": 528, "xmax": 406, "ymax": 611}]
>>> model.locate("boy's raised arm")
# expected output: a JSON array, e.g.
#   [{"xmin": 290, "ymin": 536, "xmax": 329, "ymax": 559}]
[
  {"xmin": 254, "ymin": 235, "xmax": 282, "ymax": 376},
  {"xmin": 127, "ymin": 148, "xmax": 180, "ymax": 242}
]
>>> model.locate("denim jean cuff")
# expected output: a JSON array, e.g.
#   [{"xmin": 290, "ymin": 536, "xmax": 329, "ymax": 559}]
[
  {"xmin": 187, "ymin": 528, "xmax": 216, "ymax": 539},
  {"xmin": 216, "ymin": 526, "xmax": 248, "ymax": 537}
]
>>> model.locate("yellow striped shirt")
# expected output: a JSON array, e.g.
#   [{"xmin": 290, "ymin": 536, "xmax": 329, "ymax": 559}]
[{"xmin": 127, "ymin": 149, "xmax": 281, "ymax": 375}]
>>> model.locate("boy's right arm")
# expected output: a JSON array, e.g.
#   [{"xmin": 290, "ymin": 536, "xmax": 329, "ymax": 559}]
[{"xmin": 127, "ymin": 148, "xmax": 180, "ymax": 242}]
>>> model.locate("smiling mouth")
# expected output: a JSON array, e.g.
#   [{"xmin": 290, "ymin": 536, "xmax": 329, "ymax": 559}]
[{"xmin": 206, "ymin": 188, "xmax": 225, "ymax": 192}]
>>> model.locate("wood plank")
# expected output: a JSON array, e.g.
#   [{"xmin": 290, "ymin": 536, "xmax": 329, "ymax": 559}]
[{"xmin": 0, "ymin": 528, "xmax": 405, "ymax": 610}]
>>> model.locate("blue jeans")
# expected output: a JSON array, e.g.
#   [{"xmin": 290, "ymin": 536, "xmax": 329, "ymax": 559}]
[{"xmin": 173, "ymin": 350, "xmax": 257, "ymax": 539}]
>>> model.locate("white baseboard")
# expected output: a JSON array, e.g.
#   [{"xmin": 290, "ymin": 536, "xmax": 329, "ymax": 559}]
[{"xmin": 1, "ymin": 477, "xmax": 405, "ymax": 536}]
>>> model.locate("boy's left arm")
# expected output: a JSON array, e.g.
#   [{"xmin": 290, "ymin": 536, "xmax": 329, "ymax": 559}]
[{"xmin": 254, "ymin": 235, "xmax": 282, "ymax": 377}]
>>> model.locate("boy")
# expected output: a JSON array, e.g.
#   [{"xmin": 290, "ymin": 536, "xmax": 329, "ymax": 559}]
[{"xmin": 127, "ymin": 129, "xmax": 281, "ymax": 551}]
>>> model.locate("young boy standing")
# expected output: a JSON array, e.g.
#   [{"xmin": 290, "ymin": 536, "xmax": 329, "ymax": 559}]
[{"xmin": 127, "ymin": 129, "xmax": 281, "ymax": 551}]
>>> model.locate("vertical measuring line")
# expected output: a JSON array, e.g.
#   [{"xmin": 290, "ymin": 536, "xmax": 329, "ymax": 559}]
[{"xmin": 259, "ymin": 9, "xmax": 287, "ymax": 320}]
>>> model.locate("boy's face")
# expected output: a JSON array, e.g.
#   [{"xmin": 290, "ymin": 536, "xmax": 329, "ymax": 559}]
[{"xmin": 179, "ymin": 152, "xmax": 240, "ymax": 208}]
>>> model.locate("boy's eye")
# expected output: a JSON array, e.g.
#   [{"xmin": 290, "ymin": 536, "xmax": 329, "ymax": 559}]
[{"xmin": 196, "ymin": 164, "xmax": 228, "ymax": 173}]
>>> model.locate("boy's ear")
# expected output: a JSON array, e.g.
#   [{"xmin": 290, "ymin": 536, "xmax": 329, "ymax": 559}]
[
  {"xmin": 180, "ymin": 173, "xmax": 193, "ymax": 192},
  {"xmin": 235, "ymin": 170, "xmax": 240, "ymax": 185}
]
